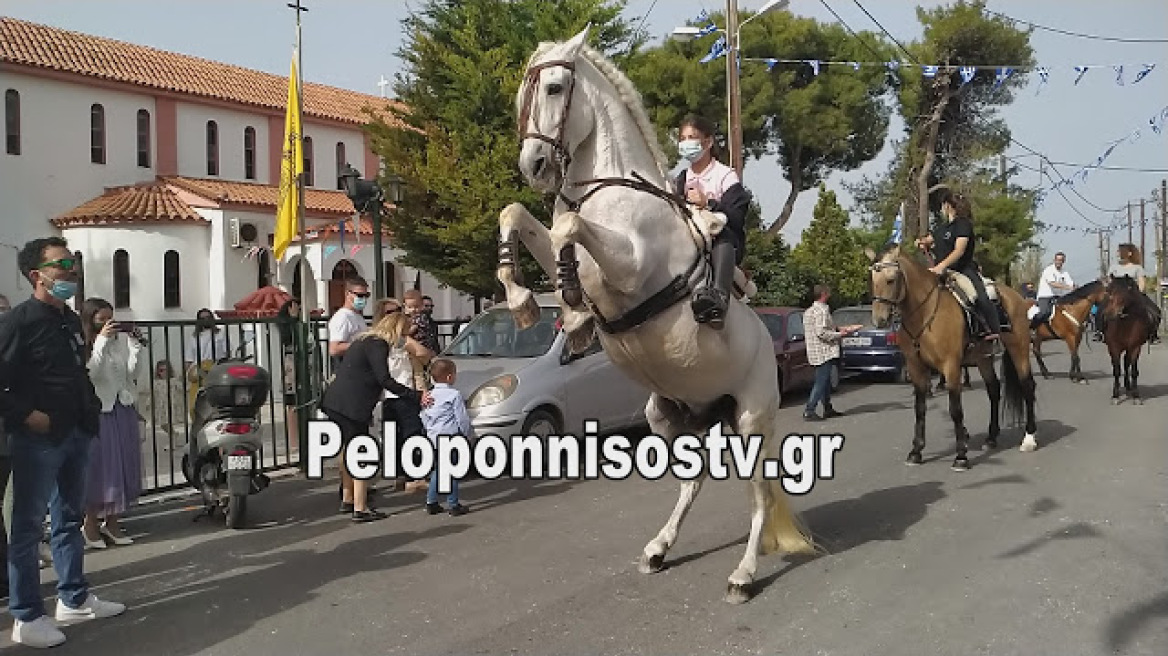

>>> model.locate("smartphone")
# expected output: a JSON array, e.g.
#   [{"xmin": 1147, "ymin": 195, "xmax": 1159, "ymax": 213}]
[{"xmin": 116, "ymin": 322, "xmax": 137, "ymax": 332}]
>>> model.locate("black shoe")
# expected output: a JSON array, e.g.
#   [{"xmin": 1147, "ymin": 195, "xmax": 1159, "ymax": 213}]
[
  {"xmin": 448, "ymin": 504, "xmax": 470, "ymax": 516},
  {"xmin": 803, "ymin": 411, "xmax": 822, "ymax": 421},
  {"xmin": 425, "ymin": 502, "xmax": 444, "ymax": 515},
  {"xmin": 340, "ymin": 502, "xmax": 354, "ymax": 514},
  {"xmin": 352, "ymin": 508, "xmax": 387, "ymax": 523},
  {"xmin": 822, "ymin": 408, "xmax": 843, "ymax": 419}
]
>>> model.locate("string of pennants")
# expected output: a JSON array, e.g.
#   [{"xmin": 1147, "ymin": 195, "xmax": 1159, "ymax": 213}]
[
  {"xmin": 1034, "ymin": 102, "xmax": 1168, "ymax": 208},
  {"xmin": 690, "ymin": 11, "xmax": 1157, "ymax": 92}
]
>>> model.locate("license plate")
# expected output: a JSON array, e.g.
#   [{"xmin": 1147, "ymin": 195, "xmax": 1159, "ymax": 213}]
[
  {"xmin": 226, "ymin": 455, "xmax": 251, "ymax": 471},
  {"xmin": 843, "ymin": 337, "xmax": 872, "ymax": 347}
]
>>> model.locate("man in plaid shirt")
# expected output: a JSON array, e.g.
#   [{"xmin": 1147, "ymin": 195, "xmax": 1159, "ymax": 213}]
[{"xmin": 802, "ymin": 284, "xmax": 862, "ymax": 421}]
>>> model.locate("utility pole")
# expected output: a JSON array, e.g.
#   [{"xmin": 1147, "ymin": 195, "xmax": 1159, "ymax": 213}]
[
  {"xmin": 999, "ymin": 154, "xmax": 1007, "ymax": 187},
  {"xmin": 1127, "ymin": 202, "xmax": 1133, "ymax": 243},
  {"xmin": 1098, "ymin": 230, "xmax": 1106, "ymax": 279},
  {"xmin": 1141, "ymin": 198, "xmax": 1147, "ymax": 265},
  {"xmin": 725, "ymin": 0, "xmax": 743, "ymax": 177},
  {"xmin": 1160, "ymin": 178, "xmax": 1167, "ymax": 315}
]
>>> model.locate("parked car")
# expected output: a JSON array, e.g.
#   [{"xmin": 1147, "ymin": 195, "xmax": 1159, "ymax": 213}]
[
  {"xmin": 753, "ymin": 306, "xmax": 838, "ymax": 400},
  {"xmin": 832, "ymin": 304, "xmax": 906, "ymax": 382},
  {"xmin": 441, "ymin": 294, "xmax": 651, "ymax": 439}
]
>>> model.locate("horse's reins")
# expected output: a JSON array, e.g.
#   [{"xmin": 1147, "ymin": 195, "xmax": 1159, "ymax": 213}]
[{"xmin": 515, "ymin": 58, "xmax": 715, "ymax": 335}]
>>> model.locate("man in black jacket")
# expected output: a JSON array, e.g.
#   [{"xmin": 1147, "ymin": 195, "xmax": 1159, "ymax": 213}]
[{"xmin": 0, "ymin": 237, "xmax": 125, "ymax": 648}]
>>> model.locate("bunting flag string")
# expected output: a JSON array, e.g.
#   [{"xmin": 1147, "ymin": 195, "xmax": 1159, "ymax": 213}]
[
  {"xmin": 323, "ymin": 245, "xmax": 339, "ymax": 258},
  {"xmin": 1033, "ymin": 102, "xmax": 1168, "ymax": 207}
]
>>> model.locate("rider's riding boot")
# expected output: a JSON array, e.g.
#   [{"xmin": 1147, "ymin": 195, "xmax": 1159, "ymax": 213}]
[
  {"xmin": 692, "ymin": 240, "xmax": 735, "ymax": 328},
  {"xmin": 974, "ymin": 295, "xmax": 1001, "ymax": 340}
]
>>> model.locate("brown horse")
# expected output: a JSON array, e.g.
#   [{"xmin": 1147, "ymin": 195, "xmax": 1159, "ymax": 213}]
[
  {"xmin": 1028, "ymin": 280, "xmax": 1107, "ymax": 384},
  {"xmin": 865, "ymin": 245, "xmax": 1039, "ymax": 470},
  {"xmin": 1100, "ymin": 276, "xmax": 1156, "ymax": 405}
]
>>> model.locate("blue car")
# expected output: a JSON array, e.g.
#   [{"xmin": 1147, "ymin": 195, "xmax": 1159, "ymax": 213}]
[{"xmin": 832, "ymin": 305, "xmax": 906, "ymax": 382}]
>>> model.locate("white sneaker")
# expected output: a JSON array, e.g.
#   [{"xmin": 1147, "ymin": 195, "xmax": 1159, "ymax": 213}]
[
  {"xmin": 12, "ymin": 616, "xmax": 66, "ymax": 648},
  {"xmin": 55, "ymin": 594, "xmax": 126, "ymax": 623}
]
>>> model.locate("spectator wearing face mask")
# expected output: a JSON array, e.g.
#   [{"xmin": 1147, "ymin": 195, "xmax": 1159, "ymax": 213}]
[{"xmin": 327, "ymin": 277, "xmax": 371, "ymax": 372}]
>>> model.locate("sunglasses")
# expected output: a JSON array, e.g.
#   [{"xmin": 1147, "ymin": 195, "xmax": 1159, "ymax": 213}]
[
  {"xmin": 351, "ymin": 292, "xmax": 371, "ymax": 299},
  {"xmin": 39, "ymin": 258, "xmax": 77, "ymax": 270}
]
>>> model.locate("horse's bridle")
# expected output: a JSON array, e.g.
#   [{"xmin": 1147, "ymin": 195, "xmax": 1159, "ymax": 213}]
[
  {"xmin": 869, "ymin": 259, "xmax": 940, "ymax": 347},
  {"xmin": 517, "ymin": 59, "xmax": 579, "ymax": 179}
]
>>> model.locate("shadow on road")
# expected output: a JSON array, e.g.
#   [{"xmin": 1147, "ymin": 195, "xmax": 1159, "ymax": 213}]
[
  {"xmin": 1103, "ymin": 592, "xmax": 1168, "ymax": 653},
  {"xmin": 958, "ymin": 473, "xmax": 1029, "ymax": 490},
  {"xmin": 994, "ymin": 521, "xmax": 1101, "ymax": 559},
  {"xmin": 841, "ymin": 400, "xmax": 911, "ymax": 416}
]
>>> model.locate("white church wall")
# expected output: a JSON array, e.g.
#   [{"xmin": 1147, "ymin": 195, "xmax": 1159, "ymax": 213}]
[{"xmin": 175, "ymin": 103, "xmax": 271, "ymax": 182}]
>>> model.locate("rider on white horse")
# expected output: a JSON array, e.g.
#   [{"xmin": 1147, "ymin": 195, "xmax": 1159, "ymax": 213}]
[{"xmin": 671, "ymin": 114, "xmax": 751, "ymax": 328}]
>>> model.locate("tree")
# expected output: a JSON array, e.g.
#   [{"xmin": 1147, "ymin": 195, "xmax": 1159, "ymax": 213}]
[
  {"xmin": 789, "ymin": 186, "xmax": 870, "ymax": 305},
  {"xmin": 891, "ymin": 0, "xmax": 1036, "ymax": 239},
  {"xmin": 1010, "ymin": 244, "xmax": 1045, "ymax": 287},
  {"xmin": 624, "ymin": 10, "xmax": 893, "ymax": 232},
  {"xmin": 364, "ymin": 0, "xmax": 644, "ymax": 298}
]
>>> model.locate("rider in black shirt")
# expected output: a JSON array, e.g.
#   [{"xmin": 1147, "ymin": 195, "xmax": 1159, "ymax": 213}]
[{"xmin": 915, "ymin": 190, "xmax": 1001, "ymax": 341}]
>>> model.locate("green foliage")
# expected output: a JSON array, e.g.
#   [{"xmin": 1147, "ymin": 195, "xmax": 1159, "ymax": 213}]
[
  {"xmin": 789, "ymin": 186, "xmax": 871, "ymax": 305},
  {"xmin": 365, "ymin": 0, "xmax": 644, "ymax": 298},
  {"xmin": 743, "ymin": 229, "xmax": 819, "ymax": 307},
  {"xmin": 624, "ymin": 10, "xmax": 893, "ymax": 229}
]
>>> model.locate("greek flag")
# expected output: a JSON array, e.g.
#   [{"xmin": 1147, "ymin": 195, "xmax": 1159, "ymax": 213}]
[{"xmin": 888, "ymin": 212, "xmax": 903, "ymax": 245}]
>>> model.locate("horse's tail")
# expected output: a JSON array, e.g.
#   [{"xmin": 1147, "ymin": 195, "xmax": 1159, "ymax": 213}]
[
  {"xmin": 1000, "ymin": 345, "xmax": 1027, "ymax": 428},
  {"xmin": 759, "ymin": 477, "xmax": 824, "ymax": 557}
]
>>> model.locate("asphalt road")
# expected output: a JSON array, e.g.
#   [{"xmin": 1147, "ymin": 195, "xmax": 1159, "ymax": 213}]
[{"xmin": 4, "ymin": 342, "xmax": 1165, "ymax": 656}]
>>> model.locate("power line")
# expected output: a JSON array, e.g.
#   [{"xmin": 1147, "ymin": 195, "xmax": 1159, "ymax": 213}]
[
  {"xmin": 1005, "ymin": 154, "xmax": 1168, "ymax": 174},
  {"xmin": 817, "ymin": 0, "xmax": 888, "ymax": 62},
  {"xmin": 983, "ymin": 8, "xmax": 1168, "ymax": 44},
  {"xmin": 849, "ymin": 0, "xmax": 920, "ymax": 65},
  {"xmin": 630, "ymin": 0, "xmax": 661, "ymax": 43}
]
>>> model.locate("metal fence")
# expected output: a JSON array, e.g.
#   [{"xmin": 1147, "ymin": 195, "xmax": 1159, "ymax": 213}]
[{"xmin": 132, "ymin": 314, "xmax": 473, "ymax": 494}]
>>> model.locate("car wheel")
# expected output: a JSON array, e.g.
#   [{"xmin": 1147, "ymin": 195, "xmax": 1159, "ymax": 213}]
[{"xmin": 521, "ymin": 408, "xmax": 560, "ymax": 439}]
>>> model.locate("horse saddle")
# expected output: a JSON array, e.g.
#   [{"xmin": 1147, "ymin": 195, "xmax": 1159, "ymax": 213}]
[
  {"xmin": 941, "ymin": 271, "xmax": 1012, "ymax": 335},
  {"xmin": 688, "ymin": 207, "xmax": 758, "ymax": 300}
]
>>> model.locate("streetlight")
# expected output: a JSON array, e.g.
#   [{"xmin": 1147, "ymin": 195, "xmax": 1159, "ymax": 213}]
[
  {"xmin": 339, "ymin": 163, "xmax": 398, "ymax": 300},
  {"xmin": 672, "ymin": 0, "xmax": 791, "ymax": 177}
]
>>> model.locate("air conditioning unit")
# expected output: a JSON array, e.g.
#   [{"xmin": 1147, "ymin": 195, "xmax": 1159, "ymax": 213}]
[{"xmin": 228, "ymin": 219, "xmax": 259, "ymax": 249}]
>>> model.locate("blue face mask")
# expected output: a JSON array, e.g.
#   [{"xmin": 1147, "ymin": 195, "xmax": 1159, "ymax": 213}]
[
  {"xmin": 353, "ymin": 296, "xmax": 368, "ymax": 312},
  {"xmin": 48, "ymin": 279, "xmax": 78, "ymax": 301},
  {"xmin": 678, "ymin": 139, "xmax": 705, "ymax": 163}
]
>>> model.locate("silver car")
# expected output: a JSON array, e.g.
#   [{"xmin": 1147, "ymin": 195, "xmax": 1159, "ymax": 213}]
[{"xmin": 442, "ymin": 294, "xmax": 650, "ymax": 438}]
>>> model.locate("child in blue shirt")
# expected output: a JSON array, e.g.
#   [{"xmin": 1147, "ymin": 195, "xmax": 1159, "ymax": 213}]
[{"xmin": 420, "ymin": 358, "xmax": 472, "ymax": 516}]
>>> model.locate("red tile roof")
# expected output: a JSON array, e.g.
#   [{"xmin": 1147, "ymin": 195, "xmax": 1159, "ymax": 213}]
[
  {"xmin": 51, "ymin": 181, "xmax": 208, "ymax": 228},
  {"xmin": 164, "ymin": 176, "xmax": 369, "ymax": 217},
  {"xmin": 0, "ymin": 16, "xmax": 408, "ymax": 128}
]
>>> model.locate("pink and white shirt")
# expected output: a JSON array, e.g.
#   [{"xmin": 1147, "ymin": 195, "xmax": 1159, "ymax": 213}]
[{"xmin": 684, "ymin": 159, "xmax": 739, "ymax": 203}]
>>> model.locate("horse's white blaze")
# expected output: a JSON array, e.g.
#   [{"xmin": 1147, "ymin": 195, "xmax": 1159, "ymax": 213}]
[{"xmin": 506, "ymin": 29, "xmax": 817, "ymax": 601}]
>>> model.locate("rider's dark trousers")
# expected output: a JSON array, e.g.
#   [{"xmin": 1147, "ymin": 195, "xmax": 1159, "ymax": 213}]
[{"xmin": 958, "ymin": 264, "xmax": 1000, "ymax": 334}]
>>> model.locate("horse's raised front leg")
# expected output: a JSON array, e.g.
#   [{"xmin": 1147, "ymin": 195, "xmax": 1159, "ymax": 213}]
[
  {"xmin": 498, "ymin": 203, "xmax": 594, "ymax": 339},
  {"xmin": 640, "ymin": 394, "xmax": 706, "ymax": 575},
  {"xmin": 549, "ymin": 210, "xmax": 641, "ymax": 296}
]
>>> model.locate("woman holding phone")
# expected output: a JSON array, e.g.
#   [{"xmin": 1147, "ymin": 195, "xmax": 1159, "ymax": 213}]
[{"xmin": 79, "ymin": 298, "xmax": 147, "ymax": 548}]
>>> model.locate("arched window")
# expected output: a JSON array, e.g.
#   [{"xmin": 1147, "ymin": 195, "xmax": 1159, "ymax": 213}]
[
  {"xmin": 335, "ymin": 142, "xmax": 346, "ymax": 189},
  {"xmin": 4, "ymin": 89, "xmax": 19, "ymax": 156},
  {"xmin": 243, "ymin": 126, "xmax": 256, "ymax": 180},
  {"xmin": 206, "ymin": 120, "xmax": 219, "ymax": 175},
  {"xmin": 136, "ymin": 109, "xmax": 151, "ymax": 168},
  {"xmin": 113, "ymin": 249, "xmax": 130, "ymax": 308},
  {"xmin": 90, "ymin": 103, "xmax": 105, "ymax": 164},
  {"xmin": 163, "ymin": 250, "xmax": 180, "ymax": 308},
  {"xmin": 303, "ymin": 136, "xmax": 314, "ymax": 186}
]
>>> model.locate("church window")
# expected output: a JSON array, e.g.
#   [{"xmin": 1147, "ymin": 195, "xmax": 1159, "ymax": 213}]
[
  {"xmin": 90, "ymin": 104, "xmax": 105, "ymax": 164},
  {"xmin": 4, "ymin": 90, "xmax": 18, "ymax": 156},
  {"xmin": 303, "ymin": 136, "xmax": 314, "ymax": 186},
  {"xmin": 163, "ymin": 250, "xmax": 181, "ymax": 308},
  {"xmin": 206, "ymin": 120, "xmax": 219, "ymax": 176},
  {"xmin": 244, "ymin": 126, "xmax": 256, "ymax": 180},
  {"xmin": 137, "ymin": 109, "xmax": 151, "ymax": 168},
  {"xmin": 113, "ymin": 249, "xmax": 130, "ymax": 309}
]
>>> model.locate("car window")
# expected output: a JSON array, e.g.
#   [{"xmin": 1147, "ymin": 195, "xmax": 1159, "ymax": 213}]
[
  {"xmin": 757, "ymin": 313, "xmax": 785, "ymax": 341},
  {"xmin": 833, "ymin": 309, "xmax": 874, "ymax": 327},
  {"xmin": 787, "ymin": 313, "xmax": 804, "ymax": 338},
  {"xmin": 444, "ymin": 306, "xmax": 561, "ymax": 357}
]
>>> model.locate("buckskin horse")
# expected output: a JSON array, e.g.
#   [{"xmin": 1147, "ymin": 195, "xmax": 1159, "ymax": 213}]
[
  {"xmin": 1100, "ymin": 276, "xmax": 1156, "ymax": 404},
  {"xmin": 865, "ymin": 244, "xmax": 1039, "ymax": 469},
  {"xmin": 1029, "ymin": 280, "xmax": 1108, "ymax": 384},
  {"xmin": 497, "ymin": 28, "xmax": 819, "ymax": 604}
]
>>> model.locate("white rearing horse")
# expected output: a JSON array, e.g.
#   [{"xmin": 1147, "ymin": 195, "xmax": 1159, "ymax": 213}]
[{"xmin": 497, "ymin": 27, "xmax": 821, "ymax": 604}]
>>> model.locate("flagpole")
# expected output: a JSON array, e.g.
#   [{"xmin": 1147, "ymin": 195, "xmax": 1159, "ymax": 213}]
[{"xmin": 289, "ymin": 1, "xmax": 308, "ymax": 324}]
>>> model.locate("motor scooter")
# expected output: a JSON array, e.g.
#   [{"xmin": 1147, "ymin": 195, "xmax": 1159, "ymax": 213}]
[{"xmin": 181, "ymin": 339, "xmax": 272, "ymax": 529}]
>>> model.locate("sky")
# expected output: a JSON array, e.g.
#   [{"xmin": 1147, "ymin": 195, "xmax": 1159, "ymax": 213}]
[{"xmin": 3, "ymin": 0, "xmax": 1166, "ymax": 287}]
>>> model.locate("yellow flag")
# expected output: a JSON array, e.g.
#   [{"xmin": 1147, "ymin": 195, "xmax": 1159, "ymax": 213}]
[{"xmin": 272, "ymin": 53, "xmax": 303, "ymax": 261}]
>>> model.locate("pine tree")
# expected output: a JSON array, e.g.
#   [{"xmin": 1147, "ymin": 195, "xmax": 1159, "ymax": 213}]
[{"xmin": 790, "ymin": 185, "xmax": 870, "ymax": 305}]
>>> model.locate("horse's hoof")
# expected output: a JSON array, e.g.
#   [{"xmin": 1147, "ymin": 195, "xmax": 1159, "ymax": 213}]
[
  {"xmin": 951, "ymin": 458, "xmax": 970, "ymax": 472},
  {"xmin": 1111, "ymin": 398, "xmax": 1121, "ymax": 405},
  {"xmin": 725, "ymin": 583, "xmax": 753, "ymax": 605},
  {"xmin": 1019, "ymin": 433, "xmax": 1038, "ymax": 452},
  {"xmin": 1133, "ymin": 398, "xmax": 1144, "ymax": 405},
  {"xmin": 905, "ymin": 453, "xmax": 923, "ymax": 466},
  {"xmin": 639, "ymin": 553, "xmax": 665, "ymax": 574}
]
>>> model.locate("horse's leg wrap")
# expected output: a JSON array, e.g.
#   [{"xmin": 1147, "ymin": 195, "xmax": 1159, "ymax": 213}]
[{"xmin": 556, "ymin": 244, "xmax": 584, "ymax": 309}]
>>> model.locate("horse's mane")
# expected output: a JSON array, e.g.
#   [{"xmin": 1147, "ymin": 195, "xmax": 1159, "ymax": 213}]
[
  {"xmin": 522, "ymin": 39, "xmax": 671, "ymax": 181},
  {"xmin": 1055, "ymin": 280, "xmax": 1102, "ymax": 305}
]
